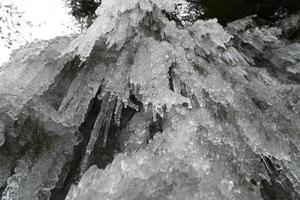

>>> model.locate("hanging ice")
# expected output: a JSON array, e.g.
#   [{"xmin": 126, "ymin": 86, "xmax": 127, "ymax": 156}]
[{"xmin": 0, "ymin": 0, "xmax": 299, "ymax": 199}]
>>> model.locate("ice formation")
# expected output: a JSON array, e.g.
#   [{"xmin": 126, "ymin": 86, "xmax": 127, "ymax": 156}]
[{"xmin": 0, "ymin": 0, "xmax": 299, "ymax": 199}]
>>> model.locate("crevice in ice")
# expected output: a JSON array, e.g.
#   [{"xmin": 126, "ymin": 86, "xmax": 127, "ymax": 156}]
[
  {"xmin": 192, "ymin": 62, "xmax": 208, "ymax": 77},
  {"xmin": 251, "ymin": 98, "xmax": 271, "ymax": 112},
  {"xmin": 260, "ymin": 155, "xmax": 300, "ymax": 200},
  {"xmin": 90, "ymin": 95, "xmax": 142, "ymax": 167},
  {"xmin": 50, "ymin": 91, "xmax": 144, "ymax": 199},
  {"xmin": 168, "ymin": 63, "xmax": 175, "ymax": 92},
  {"xmin": 148, "ymin": 114, "xmax": 163, "ymax": 142},
  {"xmin": 201, "ymin": 89, "xmax": 228, "ymax": 122},
  {"xmin": 140, "ymin": 12, "xmax": 165, "ymax": 41},
  {"xmin": 50, "ymin": 90, "xmax": 103, "ymax": 200},
  {"xmin": 252, "ymin": 55, "xmax": 300, "ymax": 85},
  {"xmin": 180, "ymin": 82, "xmax": 189, "ymax": 98},
  {"xmin": 228, "ymin": 25, "xmax": 300, "ymax": 85},
  {"xmin": 79, "ymin": 93, "xmax": 112, "ymax": 177},
  {"xmin": 0, "ymin": 112, "xmax": 71, "ymax": 200},
  {"xmin": 115, "ymin": 98, "xmax": 141, "ymax": 152},
  {"xmin": 41, "ymin": 56, "xmax": 83, "ymax": 110},
  {"xmin": 128, "ymin": 94, "xmax": 144, "ymax": 112},
  {"xmin": 87, "ymin": 38, "xmax": 120, "ymax": 65},
  {"xmin": 0, "ymin": 117, "xmax": 29, "ymax": 195}
]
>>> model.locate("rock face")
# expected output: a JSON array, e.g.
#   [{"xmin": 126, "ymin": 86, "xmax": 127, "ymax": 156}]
[{"xmin": 0, "ymin": 0, "xmax": 299, "ymax": 199}]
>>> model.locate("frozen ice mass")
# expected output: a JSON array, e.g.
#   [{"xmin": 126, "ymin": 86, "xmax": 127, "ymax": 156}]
[{"xmin": 0, "ymin": 0, "xmax": 299, "ymax": 199}]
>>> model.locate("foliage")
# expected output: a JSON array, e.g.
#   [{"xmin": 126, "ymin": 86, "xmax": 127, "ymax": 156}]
[
  {"xmin": 63, "ymin": 0, "xmax": 300, "ymax": 28},
  {"xmin": 65, "ymin": 0, "xmax": 101, "ymax": 28},
  {"xmin": 197, "ymin": 0, "xmax": 300, "ymax": 25}
]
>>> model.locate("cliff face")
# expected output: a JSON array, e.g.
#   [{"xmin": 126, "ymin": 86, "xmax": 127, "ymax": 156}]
[{"xmin": 0, "ymin": 0, "xmax": 299, "ymax": 200}]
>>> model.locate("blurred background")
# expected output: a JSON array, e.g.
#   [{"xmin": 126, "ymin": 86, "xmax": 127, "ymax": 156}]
[
  {"xmin": 0, "ymin": 0, "xmax": 80, "ymax": 65},
  {"xmin": 1, "ymin": 0, "xmax": 299, "ymax": 65}
]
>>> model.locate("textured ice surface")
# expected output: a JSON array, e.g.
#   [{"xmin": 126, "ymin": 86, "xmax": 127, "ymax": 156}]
[
  {"xmin": 0, "ymin": 37, "xmax": 79, "ymax": 199},
  {"xmin": 64, "ymin": 1, "xmax": 299, "ymax": 199},
  {"xmin": 118, "ymin": 112, "xmax": 153, "ymax": 153},
  {"xmin": 67, "ymin": 109, "xmax": 265, "ymax": 200},
  {"xmin": 63, "ymin": 0, "xmax": 178, "ymax": 60},
  {"xmin": 0, "ymin": 37, "xmax": 74, "ymax": 120},
  {"xmin": 0, "ymin": 0, "xmax": 299, "ymax": 199}
]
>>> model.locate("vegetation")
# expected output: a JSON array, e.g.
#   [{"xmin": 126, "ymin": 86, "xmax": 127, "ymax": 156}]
[
  {"xmin": 65, "ymin": 0, "xmax": 101, "ymax": 28},
  {"xmin": 64, "ymin": 0, "xmax": 300, "ymax": 27},
  {"xmin": 199, "ymin": 0, "xmax": 300, "ymax": 25}
]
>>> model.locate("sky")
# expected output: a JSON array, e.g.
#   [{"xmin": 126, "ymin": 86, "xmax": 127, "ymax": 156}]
[{"xmin": 0, "ymin": 0, "xmax": 78, "ymax": 65}]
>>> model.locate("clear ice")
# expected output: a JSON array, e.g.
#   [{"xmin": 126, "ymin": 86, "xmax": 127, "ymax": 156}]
[{"xmin": 0, "ymin": 0, "xmax": 299, "ymax": 199}]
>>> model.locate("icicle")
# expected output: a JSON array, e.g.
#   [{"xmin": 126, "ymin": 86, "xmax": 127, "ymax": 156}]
[
  {"xmin": 152, "ymin": 106, "xmax": 157, "ymax": 122},
  {"xmin": 144, "ymin": 104, "xmax": 149, "ymax": 112},
  {"xmin": 190, "ymin": 93, "xmax": 200, "ymax": 109},
  {"xmin": 79, "ymin": 93, "xmax": 110, "ymax": 176},
  {"xmin": 97, "ymin": 80, "xmax": 108, "ymax": 100},
  {"xmin": 102, "ymin": 96, "xmax": 117, "ymax": 147},
  {"xmin": 114, "ymin": 98, "xmax": 123, "ymax": 126},
  {"xmin": 130, "ymin": 83, "xmax": 141, "ymax": 96},
  {"xmin": 135, "ymin": 84, "xmax": 141, "ymax": 95},
  {"xmin": 128, "ymin": 82, "xmax": 135, "ymax": 95}
]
